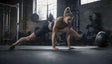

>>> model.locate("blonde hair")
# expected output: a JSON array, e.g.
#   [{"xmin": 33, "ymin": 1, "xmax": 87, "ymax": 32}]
[{"xmin": 64, "ymin": 7, "xmax": 73, "ymax": 17}]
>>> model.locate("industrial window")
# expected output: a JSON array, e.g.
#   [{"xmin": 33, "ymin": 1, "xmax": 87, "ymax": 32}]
[
  {"xmin": 81, "ymin": 0, "xmax": 100, "ymax": 5},
  {"xmin": 33, "ymin": 0, "xmax": 57, "ymax": 20}
]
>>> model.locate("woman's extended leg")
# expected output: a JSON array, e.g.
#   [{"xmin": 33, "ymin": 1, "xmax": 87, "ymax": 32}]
[{"xmin": 9, "ymin": 33, "xmax": 36, "ymax": 50}]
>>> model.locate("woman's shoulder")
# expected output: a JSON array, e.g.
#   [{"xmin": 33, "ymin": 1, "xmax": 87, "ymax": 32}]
[{"xmin": 55, "ymin": 16, "xmax": 63, "ymax": 21}]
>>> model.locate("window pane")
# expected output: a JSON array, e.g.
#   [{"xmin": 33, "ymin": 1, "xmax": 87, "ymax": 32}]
[
  {"xmin": 81, "ymin": 0, "xmax": 88, "ymax": 5},
  {"xmin": 37, "ymin": 0, "xmax": 47, "ymax": 20},
  {"xmin": 48, "ymin": 0, "xmax": 57, "ymax": 19},
  {"xmin": 81, "ymin": 0, "xmax": 100, "ymax": 5},
  {"xmin": 33, "ymin": 0, "xmax": 57, "ymax": 20}
]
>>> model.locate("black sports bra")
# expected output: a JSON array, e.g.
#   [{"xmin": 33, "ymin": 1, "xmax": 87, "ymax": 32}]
[{"xmin": 51, "ymin": 21, "xmax": 68, "ymax": 29}]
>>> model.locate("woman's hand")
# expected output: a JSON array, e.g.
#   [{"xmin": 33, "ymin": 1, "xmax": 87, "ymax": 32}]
[{"xmin": 53, "ymin": 48, "xmax": 59, "ymax": 51}]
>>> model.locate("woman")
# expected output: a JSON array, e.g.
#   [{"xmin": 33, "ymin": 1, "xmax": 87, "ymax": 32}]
[{"xmin": 9, "ymin": 7, "xmax": 80, "ymax": 50}]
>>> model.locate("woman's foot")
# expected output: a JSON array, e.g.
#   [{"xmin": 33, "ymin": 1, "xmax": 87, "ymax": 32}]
[
  {"xmin": 53, "ymin": 48, "xmax": 59, "ymax": 51},
  {"xmin": 9, "ymin": 45, "xmax": 15, "ymax": 50},
  {"xmin": 68, "ymin": 47, "xmax": 75, "ymax": 50}
]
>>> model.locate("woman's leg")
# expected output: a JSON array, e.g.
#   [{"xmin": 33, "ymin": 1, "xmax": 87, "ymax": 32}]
[
  {"xmin": 9, "ymin": 22, "xmax": 51, "ymax": 50},
  {"xmin": 70, "ymin": 28, "xmax": 80, "ymax": 39},
  {"xmin": 9, "ymin": 33, "xmax": 36, "ymax": 50}
]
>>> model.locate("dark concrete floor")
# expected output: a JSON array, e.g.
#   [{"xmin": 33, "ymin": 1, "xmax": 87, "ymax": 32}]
[{"xmin": 0, "ymin": 45, "xmax": 112, "ymax": 64}]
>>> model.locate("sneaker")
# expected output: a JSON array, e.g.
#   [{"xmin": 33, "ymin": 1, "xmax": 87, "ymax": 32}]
[
  {"xmin": 9, "ymin": 45, "xmax": 15, "ymax": 50},
  {"xmin": 68, "ymin": 47, "xmax": 75, "ymax": 50}
]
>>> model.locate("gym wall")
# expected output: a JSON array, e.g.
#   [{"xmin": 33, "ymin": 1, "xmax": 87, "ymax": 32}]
[{"xmin": 80, "ymin": 0, "xmax": 112, "ymax": 33}]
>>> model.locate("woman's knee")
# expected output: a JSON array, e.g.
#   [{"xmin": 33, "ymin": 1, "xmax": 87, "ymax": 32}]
[
  {"xmin": 25, "ymin": 36, "xmax": 31, "ymax": 41},
  {"xmin": 20, "ymin": 37, "xmax": 25, "ymax": 40},
  {"xmin": 70, "ymin": 28, "xmax": 80, "ymax": 38},
  {"xmin": 20, "ymin": 34, "xmax": 35, "ymax": 41},
  {"xmin": 19, "ymin": 37, "xmax": 30, "ymax": 41}
]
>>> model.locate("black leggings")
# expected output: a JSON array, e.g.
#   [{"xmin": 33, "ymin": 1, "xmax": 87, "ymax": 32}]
[{"xmin": 34, "ymin": 22, "xmax": 51, "ymax": 38}]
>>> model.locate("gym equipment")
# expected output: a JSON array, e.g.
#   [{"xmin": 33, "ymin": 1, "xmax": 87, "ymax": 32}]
[
  {"xmin": 31, "ymin": 13, "xmax": 39, "ymax": 22},
  {"xmin": 84, "ymin": 12, "xmax": 104, "ymax": 45},
  {"xmin": 21, "ymin": 0, "xmax": 23, "ymax": 20},
  {"xmin": 0, "ymin": 3, "xmax": 19, "ymax": 41},
  {"xmin": 2, "ymin": 8, "xmax": 11, "ymax": 43},
  {"xmin": 31, "ymin": 0, "xmax": 39, "ymax": 22},
  {"xmin": 95, "ymin": 31, "xmax": 108, "ymax": 47}
]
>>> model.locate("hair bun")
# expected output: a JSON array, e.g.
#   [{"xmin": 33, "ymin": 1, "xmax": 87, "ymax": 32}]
[{"xmin": 64, "ymin": 7, "xmax": 73, "ymax": 17}]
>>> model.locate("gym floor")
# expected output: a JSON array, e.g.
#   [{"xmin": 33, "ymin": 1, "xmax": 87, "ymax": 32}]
[{"xmin": 0, "ymin": 45, "xmax": 112, "ymax": 64}]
